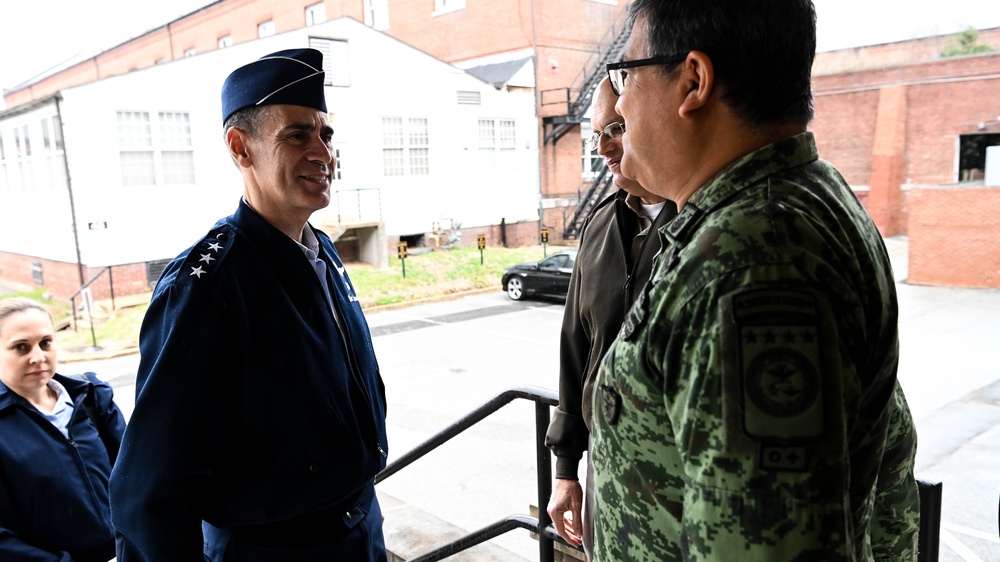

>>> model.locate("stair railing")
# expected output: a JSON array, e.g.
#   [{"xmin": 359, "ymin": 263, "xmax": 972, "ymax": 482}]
[{"xmin": 375, "ymin": 385, "xmax": 582, "ymax": 562}]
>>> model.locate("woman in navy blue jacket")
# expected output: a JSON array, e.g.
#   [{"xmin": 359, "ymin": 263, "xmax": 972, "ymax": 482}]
[{"xmin": 0, "ymin": 297, "xmax": 126, "ymax": 561}]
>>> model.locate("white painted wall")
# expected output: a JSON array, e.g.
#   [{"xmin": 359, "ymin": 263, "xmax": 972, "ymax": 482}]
[
  {"xmin": 0, "ymin": 16, "xmax": 539, "ymax": 268},
  {"xmin": 986, "ymin": 145, "xmax": 1000, "ymax": 186},
  {"xmin": 0, "ymin": 100, "xmax": 79, "ymax": 263}
]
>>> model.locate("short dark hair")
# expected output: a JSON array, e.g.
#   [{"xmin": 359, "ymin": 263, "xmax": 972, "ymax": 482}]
[
  {"xmin": 223, "ymin": 104, "xmax": 269, "ymax": 138},
  {"xmin": 627, "ymin": 0, "xmax": 816, "ymax": 129}
]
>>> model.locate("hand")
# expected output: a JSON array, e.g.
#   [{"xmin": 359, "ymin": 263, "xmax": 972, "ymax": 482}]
[{"xmin": 547, "ymin": 478, "xmax": 584, "ymax": 547}]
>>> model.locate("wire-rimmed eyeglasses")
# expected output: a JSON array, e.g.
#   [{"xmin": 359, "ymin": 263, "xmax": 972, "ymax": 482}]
[
  {"xmin": 586, "ymin": 122, "xmax": 625, "ymax": 152},
  {"xmin": 606, "ymin": 53, "xmax": 688, "ymax": 95}
]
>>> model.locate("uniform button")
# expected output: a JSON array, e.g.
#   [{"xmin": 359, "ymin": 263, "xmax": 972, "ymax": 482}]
[
  {"xmin": 346, "ymin": 512, "xmax": 352, "ymax": 519},
  {"xmin": 309, "ymin": 464, "xmax": 320, "ymax": 473}
]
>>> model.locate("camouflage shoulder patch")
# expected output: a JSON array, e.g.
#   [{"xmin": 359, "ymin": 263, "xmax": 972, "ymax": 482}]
[{"xmin": 720, "ymin": 288, "xmax": 827, "ymax": 456}]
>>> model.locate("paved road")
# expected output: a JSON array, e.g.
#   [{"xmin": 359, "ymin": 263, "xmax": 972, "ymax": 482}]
[{"xmin": 65, "ymin": 239, "xmax": 1000, "ymax": 561}]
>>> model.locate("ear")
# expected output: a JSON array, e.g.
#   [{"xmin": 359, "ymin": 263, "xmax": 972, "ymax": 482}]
[
  {"xmin": 226, "ymin": 127, "xmax": 253, "ymax": 168},
  {"xmin": 677, "ymin": 50, "xmax": 715, "ymax": 119}
]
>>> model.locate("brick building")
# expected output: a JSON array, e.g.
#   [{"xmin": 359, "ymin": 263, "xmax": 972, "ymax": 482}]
[
  {"xmin": 3, "ymin": 2, "xmax": 999, "ymax": 291},
  {"xmin": 809, "ymin": 30, "xmax": 1000, "ymax": 288}
]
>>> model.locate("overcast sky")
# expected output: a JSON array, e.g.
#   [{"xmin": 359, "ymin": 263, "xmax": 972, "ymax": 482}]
[{"xmin": 2, "ymin": 0, "xmax": 1000, "ymax": 93}]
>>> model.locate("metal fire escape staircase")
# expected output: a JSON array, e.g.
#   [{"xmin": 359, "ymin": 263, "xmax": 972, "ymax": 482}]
[{"xmin": 540, "ymin": 20, "xmax": 630, "ymax": 240}]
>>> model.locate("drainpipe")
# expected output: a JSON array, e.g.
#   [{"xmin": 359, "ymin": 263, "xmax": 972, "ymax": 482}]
[
  {"xmin": 530, "ymin": 0, "xmax": 545, "ymax": 240},
  {"xmin": 53, "ymin": 94, "xmax": 86, "ymax": 287}
]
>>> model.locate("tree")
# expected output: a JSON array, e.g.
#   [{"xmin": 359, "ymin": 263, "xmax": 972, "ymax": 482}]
[{"xmin": 941, "ymin": 27, "xmax": 995, "ymax": 57}]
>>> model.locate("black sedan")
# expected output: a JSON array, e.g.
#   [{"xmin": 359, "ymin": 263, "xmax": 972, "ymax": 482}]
[{"xmin": 501, "ymin": 249, "xmax": 577, "ymax": 301}]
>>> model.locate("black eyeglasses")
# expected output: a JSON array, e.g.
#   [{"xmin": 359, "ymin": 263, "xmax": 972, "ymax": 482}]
[{"xmin": 606, "ymin": 53, "xmax": 688, "ymax": 95}]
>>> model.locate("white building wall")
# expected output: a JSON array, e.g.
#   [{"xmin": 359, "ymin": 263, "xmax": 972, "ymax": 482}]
[
  {"xmin": 2, "ymin": 16, "xmax": 539, "ymax": 268},
  {"xmin": 0, "ymin": 99, "xmax": 78, "ymax": 263}
]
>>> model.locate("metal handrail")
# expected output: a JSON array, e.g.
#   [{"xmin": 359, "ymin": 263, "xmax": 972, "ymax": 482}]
[
  {"xmin": 563, "ymin": 164, "xmax": 614, "ymax": 240},
  {"xmin": 68, "ymin": 267, "xmax": 115, "ymax": 351},
  {"xmin": 375, "ymin": 385, "xmax": 581, "ymax": 562}
]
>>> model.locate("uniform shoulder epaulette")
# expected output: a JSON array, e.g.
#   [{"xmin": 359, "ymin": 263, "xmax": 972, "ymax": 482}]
[{"xmin": 170, "ymin": 223, "xmax": 237, "ymax": 288}]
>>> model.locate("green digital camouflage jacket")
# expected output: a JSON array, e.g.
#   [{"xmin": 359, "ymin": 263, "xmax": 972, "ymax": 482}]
[{"xmin": 591, "ymin": 133, "xmax": 919, "ymax": 561}]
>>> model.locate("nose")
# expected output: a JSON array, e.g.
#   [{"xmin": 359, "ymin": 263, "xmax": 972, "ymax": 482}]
[
  {"xmin": 596, "ymin": 132, "xmax": 619, "ymax": 157},
  {"xmin": 306, "ymin": 136, "xmax": 334, "ymax": 165},
  {"xmin": 28, "ymin": 344, "xmax": 47, "ymax": 364}
]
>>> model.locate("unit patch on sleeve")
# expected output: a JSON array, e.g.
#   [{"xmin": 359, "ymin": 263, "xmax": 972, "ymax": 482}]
[{"xmin": 720, "ymin": 288, "xmax": 827, "ymax": 448}]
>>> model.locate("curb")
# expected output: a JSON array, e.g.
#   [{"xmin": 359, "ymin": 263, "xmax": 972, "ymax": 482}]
[{"xmin": 59, "ymin": 288, "xmax": 506, "ymax": 363}]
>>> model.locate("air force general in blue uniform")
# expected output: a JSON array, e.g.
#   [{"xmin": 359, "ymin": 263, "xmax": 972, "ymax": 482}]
[{"xmin": 109, "ymin": 49, "xmax": 389, "ymax": 561}]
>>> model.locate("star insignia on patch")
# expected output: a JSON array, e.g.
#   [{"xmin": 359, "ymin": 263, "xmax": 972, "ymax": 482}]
[
  {"xmin": 190, "ymin": 266, "xmax": 206, "ymax": 278},
  {"xmin": 208, "ymin": 242, "xmax": 223, "ymax": 252},
  {"xmin": 199, "ymin": 253, "xmax": 215, "ymax": 264}
]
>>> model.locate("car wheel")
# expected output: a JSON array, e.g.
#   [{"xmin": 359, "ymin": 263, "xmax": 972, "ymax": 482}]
[{"xmin": 506, "ymin": 277, "xmax": 525, "ymax": 300}]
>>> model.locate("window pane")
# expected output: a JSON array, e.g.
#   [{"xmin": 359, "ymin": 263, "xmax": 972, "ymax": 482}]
[
  {"xmin": 21, "ymin": 125, "xmax": 31, "ymax": 157},
  {"xmin": 118, "ymin": 111, "xmax": 152, "ymax": 148},
  {"xmin": 498, "ymin": 147, "xmax": 515, "ymax": 172},
  {"xmin": 258, "ymin": 20, "xmax": 275, "ymax": 37},
  {"xmin": 306, "ymin": 2, "xmax": 326, "ymax": 25},
  {"xmin": 159, "ymin": 112, "xmax": 192, "ymax": 148},
  {"xmin": 382, "ymin": 117, "xmax": 403, "ymax": 146},
  {"xmin": 499, "ymin": 120, "xmax": 516, "ymax": 146},
  {"xmin": 162, "ymin": 151, "xmax": 195, "ymax": 184},
  {"xmin": 52, "ymin": 116, "xmax": 64, "ymax": 151},
  {"xmin": 383, "ymin": 148, "xmax": 404, "ymax": 176},
  {"xmin": 478, "ymin": 119, "xmax": 495, "ymax": 144},
  {"xmin": 218, "ymin": 35, "xmax": 233, "ymax": 48},
  {"xmin": 409, "ymin": 118, "xmax": 429, "ymax": 146},
  {"xmin": 120, "ymin": 151, "xmax": 156, "ymax": 186},
  {"xmin": 41, "ymin": 119, "xmax": 51, "ymax": 151},
  {"xmin": 410, "ymin": 147, "xmax": 429, "ymax": 175}
]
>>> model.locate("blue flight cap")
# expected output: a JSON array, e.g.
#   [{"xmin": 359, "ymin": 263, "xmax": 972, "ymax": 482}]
[{"xmin": 221, "ymin": 48, "xmax": 327, "ymax": 124}]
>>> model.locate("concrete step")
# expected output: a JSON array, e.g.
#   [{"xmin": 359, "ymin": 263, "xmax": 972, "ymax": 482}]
[{"xmin": 378, "ymin": 491, "xmax": 532, "ymax": 562}]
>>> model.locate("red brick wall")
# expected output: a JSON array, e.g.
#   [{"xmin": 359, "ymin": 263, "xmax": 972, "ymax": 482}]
[
  {"xmin": 908, "ymin": 187, "xmax": 1000, "ymax": 288},
  {"xmin": 814, "ymin": 27, "xmax": 1000, "ymax": 75},
  {"xmin": 810, "ymin": 51, "xmax": 1000, "ymax": 235},
  {"xmin": 0, "ymin": 251, "xmax": 152, "ymax": 302},
  {"xmin": 384, "ymin": 219, "xmax": 539, "ymax": 256},
  {"xmin": 3, "ymin": 0, "xmax": 364, "ymax": 108}
]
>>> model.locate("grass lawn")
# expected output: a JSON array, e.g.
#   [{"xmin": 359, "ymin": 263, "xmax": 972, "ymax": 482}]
[{"xmin": 2, "ymin": 244, "xmax": 563, "ymax": 355}]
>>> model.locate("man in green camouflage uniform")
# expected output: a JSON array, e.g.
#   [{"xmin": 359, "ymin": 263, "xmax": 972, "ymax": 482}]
[{"xmin": 591, "ymin": 1, "xmax": 920, "ymax": 560}]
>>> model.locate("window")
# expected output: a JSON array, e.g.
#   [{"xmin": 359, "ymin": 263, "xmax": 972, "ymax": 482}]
[
  {"xmin": 117, "ymin": 111, "xmax": 194, "ymax": 187},
  {"xmin": 33, "ymin": 116, "xmax": 63, "ymax": 191},
  {"xmin": 434, "ymin": 0, "xmax": 466, "ymax": 14},
  {"xmin": 218, "ymin": 35, "xmax": 232, "ymax": 48},
  {"xmin": 478, "ymin": 118, "xmax": 516, "ymax": 172},
  {"xmin": 15, "ymin": 125, "xmax": 33, "ymax": 190},
  {"xmin": 258, "ymin": 20, "xmax": 275, "ymax": 38},
  {"xmin": 159, "ymin": 112, "xmax": 195, "ymax": 185},
  {"xmin": 184, "ymin": 48, "xmax": 196, "ymax": 58},
  {"xmin": 409, "ymin": 118, "xmax": 429, "ymax": 175},
  {"xmin": 382, "ymin": 117, "xmax": 430, "ymax": 176},
  {"xmin": 364, "ymin": 0, "xmax": 389, "ymax": 31},
  {"xmin": 305, "ymin": 2, "xmax": 326, "ymax": 25},
  {"xmin": 31, "ymin": 261, "xmax": 43, "ymax": 285},
  {"xmin": 580, "ymin": 122, "xmax": 604, "ymax": 178},
  {"xmin": 333, "ymin": 147, "xmax": 342, "ymax": 180},
  {"xmin": 0, "ymin": 117, "xmax": 66, "ymax": 193},
  {"xmin": 309, "ymin": 37, "xmax": 350, "ymax": 87}
]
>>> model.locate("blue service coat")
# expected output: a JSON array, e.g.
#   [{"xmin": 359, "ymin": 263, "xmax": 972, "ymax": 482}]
[
  {"xmin": 110, "ymin": 200, "xmax": 389, "ymax": 560},
  {"xmin": 0, "ymin": 373, "xmax": 126, "ymax": 562}
]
